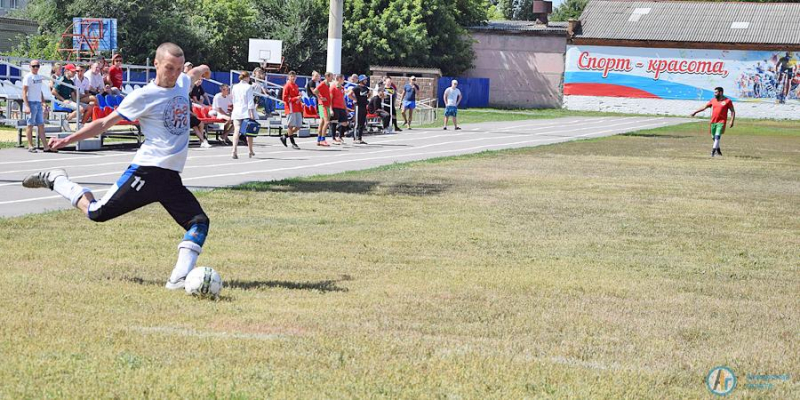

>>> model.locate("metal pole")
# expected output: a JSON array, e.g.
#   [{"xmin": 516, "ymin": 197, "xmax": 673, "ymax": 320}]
[{"xmin": 327, "ymin": 0, "xmax": 343, "ymax": 74}]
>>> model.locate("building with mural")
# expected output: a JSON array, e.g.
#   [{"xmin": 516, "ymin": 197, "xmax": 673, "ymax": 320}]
[{"xmin": 565, "ymin": 0, "xmax": 800, "ymax": 119}]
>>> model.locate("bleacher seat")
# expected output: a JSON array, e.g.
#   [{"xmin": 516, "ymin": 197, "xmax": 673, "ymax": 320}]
[{"xmin": 96, "ymin": 94, "xmax": 108, "ymax": 109}]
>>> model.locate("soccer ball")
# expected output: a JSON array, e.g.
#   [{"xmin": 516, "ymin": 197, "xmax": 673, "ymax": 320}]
[{"xmin": 185, "ymin": 266, "xmax": 223, "ymax": 298}]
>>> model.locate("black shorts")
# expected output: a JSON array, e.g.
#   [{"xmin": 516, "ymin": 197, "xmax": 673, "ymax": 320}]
[
  {"xmin": 87, "ymin": 165, "xmax": 205, "ymax": 230},
  {"xmin": 190, "ymin": 114, "xmax": 201, "ymax": 128},
  {"xmin": 333, "ymin": 108, "xmax": 348, "ymax": 123}
]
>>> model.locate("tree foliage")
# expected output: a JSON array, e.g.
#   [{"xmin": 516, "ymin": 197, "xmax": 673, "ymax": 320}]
[
  {"xmin": 550, "ymin": 0, "xmax": 588, "ymax": 22},
  {"xmin": 13, "ymin": 0, "xmax": 487, "ymax": 76}
]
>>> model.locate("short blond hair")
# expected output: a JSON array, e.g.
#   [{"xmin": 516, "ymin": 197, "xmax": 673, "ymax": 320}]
[{"xmin": 155, "ymin": 42, "xmax": 184, "ymax": 61}]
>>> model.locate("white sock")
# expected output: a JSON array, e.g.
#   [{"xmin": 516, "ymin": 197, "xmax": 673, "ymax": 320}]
[
  {"xmin": 713, "ymin": 136, "xmax": 720, "ymax": 149},
  {"xmin": 53, "ymin": 176, "xmax": 90, "ymax": 207},
  {"xmin": 170, "ymin": 241, "xmax": 202, "ymax": 282}
]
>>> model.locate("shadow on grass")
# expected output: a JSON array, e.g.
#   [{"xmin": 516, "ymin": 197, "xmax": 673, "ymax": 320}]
[
  {"xmin": 231, "ymin": 179, "xmax": 451, "ymax": 196},
  {"xmin": 619, "ymin": 133, "xmax": 690, "ymax": 139},
  {"xmin": 226, "ymin": 278, "xmax": 349, "ymax": 293},
  {"xmin": 121, "ymin": 275, "xmax": 350, "ymax": 293}
]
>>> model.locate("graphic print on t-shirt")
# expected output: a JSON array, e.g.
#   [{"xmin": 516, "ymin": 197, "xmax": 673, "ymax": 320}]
[{"xmin": 163, "ymin": 96, "xmax": 191, "ymax": 135}]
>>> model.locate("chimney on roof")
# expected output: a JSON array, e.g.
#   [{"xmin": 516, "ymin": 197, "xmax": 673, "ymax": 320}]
[
  {"xmin": 567, "ymin": 18, "xmax": 582, "ymax": 38},
  {"xmin": 532, "ymin": 0, "xmax": 553, "ymax": 25}
]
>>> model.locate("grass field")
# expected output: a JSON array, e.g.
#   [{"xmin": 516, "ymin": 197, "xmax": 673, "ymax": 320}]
[
  {"xmin": 0, "ymin": 126, "xmax": 18, "ymax": 148},
  {"xmin": 0, "ymin": 119, "xmax": 797, "ymax": 398}
]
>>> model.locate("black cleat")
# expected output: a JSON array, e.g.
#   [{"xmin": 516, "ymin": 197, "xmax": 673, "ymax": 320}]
[
  {"xmin": 280, "ymin": 136, "xmax": 288, "ymax": 147},
  {"xmin": 716, "ymin": 148, "xmax": 722, "ymax": 156}
]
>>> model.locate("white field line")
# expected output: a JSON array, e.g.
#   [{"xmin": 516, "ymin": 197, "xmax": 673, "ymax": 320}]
[{"xmin": 182, "ymin": 119, "xmax": 670, "ymax": 182}]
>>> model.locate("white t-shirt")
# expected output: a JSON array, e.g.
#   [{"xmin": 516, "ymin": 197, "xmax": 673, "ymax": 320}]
[
  {"xmin": 116, "ymin": 74, "xmax": 192, "ymax": 172},
  {"xmin": 85, "ymin": 70, "xmax": 105, "ymax": 92},
  {"xmin": 212, "ymin": 92, "xmax": 232, "ymax": 115},
  {"xmin": 231, "ymin": 82, "xmax": 255, "ymax": 120},
  {"xmin": 444, "ymin": 87, "xmax": 462, "ymax": 107},
  {"xmin": 74, "ymin": 76, "xmax": 90, "ymax": 94},
  {"xmin": 22, "ymin": 73, "xmax": 44, "ymax": 102}
]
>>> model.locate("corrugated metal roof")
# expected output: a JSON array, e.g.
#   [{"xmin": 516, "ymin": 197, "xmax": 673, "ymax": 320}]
[
  {"xmin": 470, "ymin": 20, "xmax": 568, "ymax": 33},
  {"xmin": 578, "ymin": 0, "xmax": 800, "ymax": 45}
]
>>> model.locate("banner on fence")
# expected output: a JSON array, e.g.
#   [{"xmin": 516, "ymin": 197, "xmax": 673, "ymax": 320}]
[{"xmin": 564, "ymin": 45, "xmax": 799, "ymax": 103}]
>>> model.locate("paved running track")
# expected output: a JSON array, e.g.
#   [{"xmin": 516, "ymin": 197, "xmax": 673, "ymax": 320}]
[{"xmin": 0, "ymin": 116, "xmax": 691, "ymax": 218}]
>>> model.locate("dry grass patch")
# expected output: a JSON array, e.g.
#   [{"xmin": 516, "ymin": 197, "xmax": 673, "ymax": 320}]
[{"xmin": 0, "ymin": 120, "xmax": 797, "ymax": 398}]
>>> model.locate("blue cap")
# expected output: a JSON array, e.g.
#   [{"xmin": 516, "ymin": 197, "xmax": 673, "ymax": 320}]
[{"xmin": 358, "ymin": 74, "xmax": 368, "ymax": 82}]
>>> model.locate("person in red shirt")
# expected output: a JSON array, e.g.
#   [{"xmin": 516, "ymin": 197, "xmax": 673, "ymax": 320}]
[
  {"xmin": 329, "ymin": 74, "xmax": 349, "ymax": 144},
  {"xmin": 107, "ymin": 54, "xmax": 124, "ymax": 91},
  {"xmin": 314, "ymin": 71, "xmax": 333, "ymax": 146},
  {"xmin": 281, "ymin": 71, "xmax": 302, "ymax": 149},
  {"xmin": 691, "ymin": 87, "xmax": 735, "ymax": 157}
]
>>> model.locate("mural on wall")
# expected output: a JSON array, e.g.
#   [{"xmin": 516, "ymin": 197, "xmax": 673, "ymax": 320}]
[{"xmin": 564, "ymin": 46, "xmax": 799, "ymax": 104}]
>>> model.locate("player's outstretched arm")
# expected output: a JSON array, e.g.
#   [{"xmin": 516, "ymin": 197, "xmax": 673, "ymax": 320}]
[
  {"xmin": 187, "ymin": 65, "xmax": 211, "ymax": 84},
  {"xmin": 690, "ymin": 104, "xmax": 710, "ymax": 117},
  {"xmin": 48, "ymin": 111, "xmax": 124, "ymax": 150}
]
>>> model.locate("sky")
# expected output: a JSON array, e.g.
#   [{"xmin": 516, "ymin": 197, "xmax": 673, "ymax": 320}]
[{"xmin": 552, "ymin": 0, "xmax": 565, "ymax": 7}]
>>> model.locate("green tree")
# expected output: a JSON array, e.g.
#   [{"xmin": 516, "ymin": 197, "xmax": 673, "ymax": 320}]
[
  {"xmin": 253, "ymin": 0, "xmax": 329, "ymax": 73},
  {"xmin": 550, "ymin": 0, "xmax": 588, "ymax": 22},
  {"xmin": 186, "ymin": 0, "xmax": 260, "ymax": 70},
  {"xmin": 12, "ymin": 0, "xmax": 485, "ymax": 76}
]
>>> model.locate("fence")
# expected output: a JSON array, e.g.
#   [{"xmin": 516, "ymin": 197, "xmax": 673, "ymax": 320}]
[{"xmin": 437, "ymin": 77, "xmax": 490, "ymax": 109}]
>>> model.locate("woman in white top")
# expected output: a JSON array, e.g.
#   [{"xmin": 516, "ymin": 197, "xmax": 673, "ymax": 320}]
[{"xmin": 230, "ymin": 71, "xmax": 256, "ymax": 159}]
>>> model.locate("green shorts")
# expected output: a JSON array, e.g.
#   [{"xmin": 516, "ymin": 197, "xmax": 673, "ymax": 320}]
[
  {"xmin": 710, "ymin": 123, "xmax": 725, "ymax": 136},
  {"xmin": 318, "ymin": 105, "xmax": 331, "ymax": 120}
]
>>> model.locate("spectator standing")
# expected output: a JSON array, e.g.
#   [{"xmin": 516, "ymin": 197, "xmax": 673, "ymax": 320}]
[
  {"xmin": 281, "ymin": 71, "xmax": 302, "ymax": 150},
  {"xmin": 230, "ymin": 71, "xmax": 256, "ymax": 159},
  {"xmin": 210, "ymin": 84, "xmax": 233, "ymax": 145},
  {"xmin": 330, "ymin": 74, "xmax": 349, "ymax": 144},
  {"xmin": 383, "ymin": 76, "xmax": 401, "ymax": 132},
  {"xmin": 401, "ymin": 76, "xmax": 419, "ymax": 129},
  {"xmin": 22, "ymin": 60, "xmax": 53, "ymax": 152},
  {"xmin": 442, "ymin": 79, "xmax": 462, "ymax": 130},
  {"xmin": 351, "ymin": 75, "xmax": 370, "ymax": 144},
  {"xmin": 309, "ymin": 71, "xmax": 330, "ymax": 147}
]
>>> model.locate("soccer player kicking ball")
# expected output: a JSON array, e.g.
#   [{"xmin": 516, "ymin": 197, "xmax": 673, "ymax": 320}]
[
  {"xmin": 22, "ymin": 43, "xmax": 212, "ymax": 290},
  {"xmin": 691, "ymin": 87, "xmax": 735, "ymax": 157}
]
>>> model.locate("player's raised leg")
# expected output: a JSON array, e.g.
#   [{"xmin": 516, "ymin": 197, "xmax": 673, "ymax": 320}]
[{"xmin": 159, "ymin": 175, "xmax": 209, "ymax": 289}]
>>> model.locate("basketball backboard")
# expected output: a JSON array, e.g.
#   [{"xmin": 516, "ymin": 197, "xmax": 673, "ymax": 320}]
[{"xmin": 248, "ymin": 39, "xmax": 283, "ymax": 64}]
